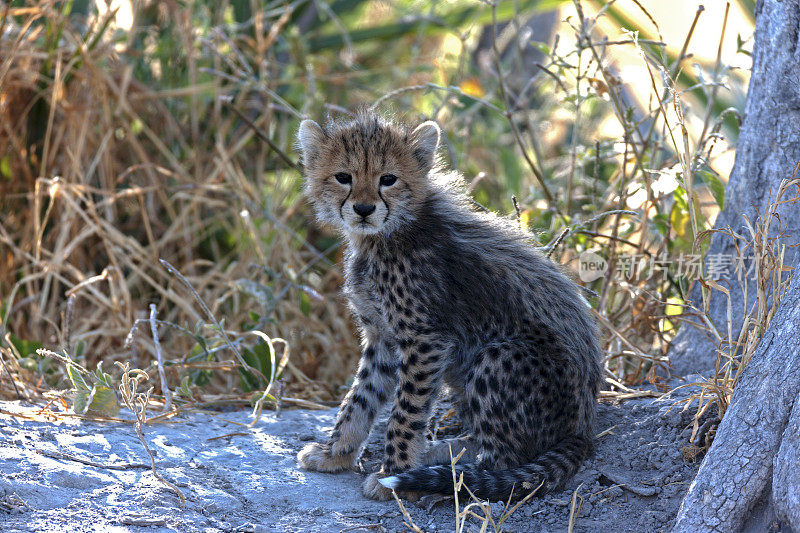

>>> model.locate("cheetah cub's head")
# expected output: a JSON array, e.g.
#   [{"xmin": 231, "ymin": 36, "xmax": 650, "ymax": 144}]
[{"xmin": 296, "ymin": 113, "xmax": 440, "ymax": 236}]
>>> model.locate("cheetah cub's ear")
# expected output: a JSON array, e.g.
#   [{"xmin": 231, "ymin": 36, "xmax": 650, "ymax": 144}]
[
  {"xmin": 297, "ymin": 119, "xmax": 325, "ymax": 165},
  {"xmin": 410, "ymin": 120, "xmax": 440, "ymax": 171}
]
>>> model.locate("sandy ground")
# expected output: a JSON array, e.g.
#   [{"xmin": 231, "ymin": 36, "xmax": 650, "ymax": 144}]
[{"xmin": 0, "ymin": 386, "xmax": 708, "ymax": 533}]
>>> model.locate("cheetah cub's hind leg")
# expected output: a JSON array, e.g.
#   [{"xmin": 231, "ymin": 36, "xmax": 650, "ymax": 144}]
[
  {"xmin": 421, "ymin": 436, "xmax": 480, "ymax": 466},
  {"xmin": 382, "ymin": 339, "xmax": 597, "ymax": 499}
]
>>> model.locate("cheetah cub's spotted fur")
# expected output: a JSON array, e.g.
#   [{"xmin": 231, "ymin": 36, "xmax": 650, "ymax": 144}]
[{"xmin": 296, "ymin": 112, "xmax": 601, "ymax": 501}]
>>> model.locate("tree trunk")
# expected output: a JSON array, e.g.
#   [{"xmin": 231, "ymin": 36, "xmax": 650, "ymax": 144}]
[
  {"xmin": 668, "ymin": 0, "xmax": 800, "ymax": 377},
  {"xmin": 773, "ymin": 390, "xmax": 800, "ymax": 528},
  {"xmin": 671, "ymin": 2, "xmax": 800, "ymax": 530},
  {"xmin": 672, "ymin": 268, "xmax": 800, "ymax": 532}
]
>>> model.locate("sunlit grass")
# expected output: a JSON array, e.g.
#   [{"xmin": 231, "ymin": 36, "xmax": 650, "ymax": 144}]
[{"xmin": 0, "ymin": 0, "xmax": 757, "ymax": 424}]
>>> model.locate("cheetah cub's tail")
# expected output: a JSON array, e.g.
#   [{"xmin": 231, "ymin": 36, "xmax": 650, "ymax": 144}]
[{"xmin": 378, "ymin": 435, "xmax": 593, "ymax": 500}]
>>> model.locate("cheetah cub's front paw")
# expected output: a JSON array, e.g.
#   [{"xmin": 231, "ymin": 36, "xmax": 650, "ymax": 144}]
[
  {"xmin": 362, "ymin": 472, "xmax": 395, "ymax": 501},
  {"xmin": 297, "ymin": 442, "xmax": 355, "ymax": 473}
]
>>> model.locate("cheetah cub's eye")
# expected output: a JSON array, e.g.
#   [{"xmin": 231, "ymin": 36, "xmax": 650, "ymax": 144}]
[
  {"xmin": 334, "ymin": 172, "xmax": 352, "ymax": 185},
  {"xmin": 379, "ymin": 174, "xmax": 398, "ymax": 187}
]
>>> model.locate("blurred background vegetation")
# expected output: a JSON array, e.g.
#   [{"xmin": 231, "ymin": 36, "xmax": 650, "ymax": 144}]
[{"xmin": 0, "ymin": 0, "xmax": 755, "ymax": 411}]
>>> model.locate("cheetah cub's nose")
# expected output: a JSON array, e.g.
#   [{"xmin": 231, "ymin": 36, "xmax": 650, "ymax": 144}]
[{"xmin": 353, "ymin": 204, "xmax": 376, "ymax": 217}]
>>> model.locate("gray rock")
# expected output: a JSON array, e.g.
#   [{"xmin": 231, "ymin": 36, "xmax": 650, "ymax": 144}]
[{"xmin": 0, "ymin": 390, "xmax": 701, "ymax": 532}]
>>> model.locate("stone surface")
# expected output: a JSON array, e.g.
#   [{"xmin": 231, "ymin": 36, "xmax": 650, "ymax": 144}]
[{"xmin": 0, "ymin": 385, "xmax": 715, "ymax": 532}]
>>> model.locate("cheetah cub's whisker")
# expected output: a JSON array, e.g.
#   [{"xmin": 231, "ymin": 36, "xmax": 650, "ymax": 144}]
[{"xmin": 295, "ymin": 111, "xmax": 601, "ymax": 501}]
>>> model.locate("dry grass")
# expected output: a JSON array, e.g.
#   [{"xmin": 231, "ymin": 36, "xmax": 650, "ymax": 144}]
[
  {"xmin": 675, "ymin": 174, "xmax": 800, "ymax": 448},
  {"xmin": 521, "ymin": 0, "xmax": 742, "ymax": 390},
  {"xmin": 0, "ymin": 1, "xmax": 781, "ymax": 529},
  {"xmin": 0, "ymin": 1, "xmax": 358, "ymax": 410},
  {"xmin": 0, "ymin": 0, "xmax": 757, "ymax": 453},
  {"xmin": 116, "ymin": 361, "xmax": 186, "ymax": 504}
]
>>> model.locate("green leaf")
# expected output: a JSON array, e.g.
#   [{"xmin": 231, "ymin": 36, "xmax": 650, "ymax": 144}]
[
  {"xmin": 299, "ymin": 290, "xmax": 311, "ymax": 317},
  {"xmin": 67, "ymin": 365, "xmax": 91, "ymax": 392},
  {"xmin": 0, "ymin": 155, "xmax": 11, "ymax": 180},
  {"xmin": 529, "ymin": 41, "xmax": 550, "ymax": 56},
  {"xmin": 92, "ymin": 362, "xmax": 114, "ymax": 388},
  {"xmin": 238, "ymin": 342, "xmax": 271, "ymax": 392},
  {"xmin": 85, "ymin": 385, "xmax": 120, "ymax": 416},
  {"xmin": 653, "ymin": 213, "xmax": 670, "ymax": 236},
  {"xmin": 697, "ymin": 170, "xmax": 726, "ymax": 209},
  {"xmin": 73, "ymin": 390, "xmax": 90, "ymax": 415},
  {"xmin": 176, "ymin": 375, "xmax": 193, "ymax": 398}
]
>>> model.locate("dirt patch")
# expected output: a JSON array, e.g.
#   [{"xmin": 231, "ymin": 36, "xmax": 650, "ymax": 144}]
[{"xmin": 0, "ymin": 386, "xmax": 703, "ymax": 532}]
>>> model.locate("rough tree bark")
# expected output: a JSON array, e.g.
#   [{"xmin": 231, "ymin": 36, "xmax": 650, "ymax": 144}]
[
  {"xmin": 668, "ymin": 0, "xmax": 800, "ymax": 377},
  {"xmin": 773, "ymin": 394, "xmax": 800, "ymax": 528},
  {"xmin": 672, "ymin": 270, "xmax": 800, "ymax": 531},
  {"xmin": 672, "ymin": 1, "xmax": 800, "ymax": 530}
]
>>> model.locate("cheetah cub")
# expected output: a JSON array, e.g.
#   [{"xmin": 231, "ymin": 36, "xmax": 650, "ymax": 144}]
[{"xmin": 296, "ymin": 112, "xmax": 601, "ymax": 501}]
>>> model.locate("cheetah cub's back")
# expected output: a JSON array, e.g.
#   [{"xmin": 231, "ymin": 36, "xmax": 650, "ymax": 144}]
[{"xmin": 296, "ymin": 111, "xmax": 601, "ymax": 501}]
